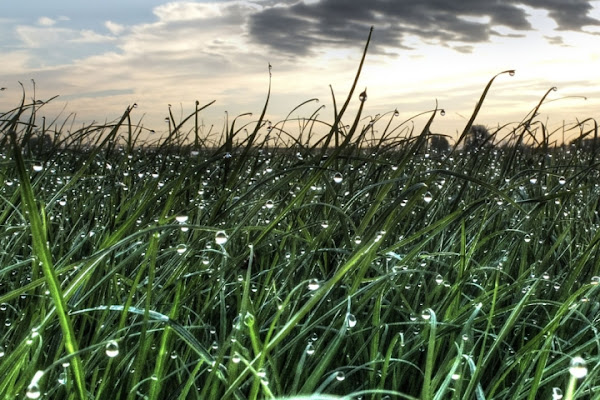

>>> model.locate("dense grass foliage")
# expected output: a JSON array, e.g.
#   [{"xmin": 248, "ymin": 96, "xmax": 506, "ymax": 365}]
[{"xmin": 1, "ymin": 32, "xmax": 600, "ymax": 400}]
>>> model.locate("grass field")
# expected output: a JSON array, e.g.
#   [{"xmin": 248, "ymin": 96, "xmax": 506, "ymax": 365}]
[{"xmin": 1, "ymin": 31, "xmax": 600, "ymax": 400}]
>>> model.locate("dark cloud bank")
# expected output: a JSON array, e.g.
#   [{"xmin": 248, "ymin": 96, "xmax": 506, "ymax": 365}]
[{"xmin": 248, "ymin": 0, "xmax": 600, "ymax": 55}]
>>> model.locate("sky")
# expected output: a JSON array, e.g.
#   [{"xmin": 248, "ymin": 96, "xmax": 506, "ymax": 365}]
[{"xmin": 1, "ymin": 0, "xmax": 600, "ymax": 144}]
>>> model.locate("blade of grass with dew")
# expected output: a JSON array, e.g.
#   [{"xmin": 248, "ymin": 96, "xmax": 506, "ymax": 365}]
[{"xmin": 9, "ymin": 128, "xmax": 87, "ymax": 399}]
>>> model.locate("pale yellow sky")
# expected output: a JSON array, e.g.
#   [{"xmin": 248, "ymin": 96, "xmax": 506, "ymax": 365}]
[{"xmin": 1, "ymin": 1, "xmax": 599, "ymax": 144}]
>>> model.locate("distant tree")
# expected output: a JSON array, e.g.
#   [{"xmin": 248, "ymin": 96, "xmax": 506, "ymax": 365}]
[
  {"xmin": 464, "ymin": 125, "xmax": 492, "ymax": 152},
  {"xmin": 429, "ymin": 134, "xmax": 450, "ymax": 153}
]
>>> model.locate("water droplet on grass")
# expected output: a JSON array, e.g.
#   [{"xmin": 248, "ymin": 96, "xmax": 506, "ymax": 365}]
[
  {"xmin": 424, "ymin": 192, "xmax": 433, "ymax": 203},
  {"xmin": 333, "ymin": 172, "xmax": 343, "ymax": 183},
  {"xmin": 346, "ymin": 313, "xmax": 357, "ymax": 328},
  {"xmin": 176, "ymin": 215, "xmax": 188, "ymax": 223},
  {"xmin": 244, "ymin": 312, "xmax": 255, "ymax": 327},
  {"xmin": 58, "ymin": 371, "xmax": 67, "ymax": 385},
  {"xmin": 524, "ymin": 234, "xmax": 531, "ymax": 243},
  {"xmin": 26, "ymin": 383, "xmax": 41, "ymax": 399},
  {"xmin": 591, "ymin": 276, "xmax": 600, "ymax": 285},
  {"xmin": 421, "ymin": 309, "xmax": 431, "ymax": 320},
  {"xmin": 306, "ymin": 343, "xmax": 315, "ymax": 355},
  {"xmin": 552, "ymin": 387, "xmax": 563, "ymax": 399},
  {"xmin": 508, "ymin": 70, "xmax": 515, "ymax": 76},
  {"xmin": 265, "ymin": 200, "xmax": 274, "ymax": 209},
  {"xmin": 451, "ymin": 373, "xmax": 461, "ymax": 380},
  {"xmin": 32, "ymin": 164, "xmax": 43, "ymax": 172},
  {"xmin": 558, "ymin": 176, "xmax": 566, "ymax": 185},
  {"xmin": 354, "ymin": 235, "xmax": 362, "ymax": 245},
  {"xmin": 232, "ymin": 352, "xmax": 241, "ymax": 363},
  {"xmin": 335, "ymin": 371, "xmax": 346, "ymax": 381},
  {"xmin": 176, "ymin": 244, "xmax": 187, "ymax": 254},
  {"xmin": 308, "ymin": 279, "xmax": 320, "ymax": 291},
  {"xmin": 105, "ymin": 340, "xmax": 119, "ymax": 357},
  {"xmin": 569, "ymin": 356, "xmax": 587, "ymax": 378},
  {"xmin": 26, "ymin": 371, "xmax": 44, "ymax": 399},
  {"xmin": 435, "ymin": 274, "xmax": 443, "ymax": 285},
  {"xmin": 358, "ymin": 89, "xmax": 367, "ymax": 102},
  {"xmin": 215, "ymin": 231, "xmax": 228, "ymax": 245}
]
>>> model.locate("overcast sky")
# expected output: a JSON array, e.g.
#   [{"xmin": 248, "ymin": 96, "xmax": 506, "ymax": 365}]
[{"xmin": 1, "ymin": 0, "xmax": 599, "ymax": 142}]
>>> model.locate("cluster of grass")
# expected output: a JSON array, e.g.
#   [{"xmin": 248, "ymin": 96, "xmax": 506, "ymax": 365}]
[{"xmin": 1, "ymin": 29, "xmax": 600, "ymax": 399}]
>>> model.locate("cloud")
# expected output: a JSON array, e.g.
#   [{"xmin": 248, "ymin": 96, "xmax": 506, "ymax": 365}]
[
  {"xmin": 105, "ymin": 21, "xmax": 125, "ymax": 35},
  {"xmin": 247, "ymin": 0, "xmax": 600, "ymax": 56},
  {"xmin": 545, "ymin": 35, "xmax": 567, "ymax": 46},
  {"xmin": 16, "ymin": 25, "xmax": 115, "ymax": 48},
  {"xmin": 37, "ymin": 17, "xmax": 56, "ymax": 27}
]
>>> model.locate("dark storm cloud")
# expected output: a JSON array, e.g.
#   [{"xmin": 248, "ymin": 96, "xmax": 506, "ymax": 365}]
[
  {"xmin": 521, "ymin": 0, "xmax": 599, "ymax": 30},
  {"xmin": 248, "ymin": 0, "xmax": 600, "ymax": 55}
]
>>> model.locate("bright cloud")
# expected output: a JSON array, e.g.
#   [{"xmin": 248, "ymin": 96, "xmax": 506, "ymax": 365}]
[{"xmin": 105, "ymin": 21, "xmax": 125, "ymax": 35}]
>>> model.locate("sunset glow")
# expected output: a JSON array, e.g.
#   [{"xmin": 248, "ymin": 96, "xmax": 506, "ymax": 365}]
[{"xmin": 1, "ymin": 0, "xmax": 599, "ymax": 143}]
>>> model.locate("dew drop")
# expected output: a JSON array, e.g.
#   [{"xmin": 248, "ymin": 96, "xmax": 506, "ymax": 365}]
[
  {"xmin": 170, "ymin": 350, "xmax": 178, "ymax": 359},
  {"xmin": 175, "ymin": 215, "xmax": 188, "ymax": 223},
  {"xmin": 105, "ymin": 340, "xmax": 119, "ymax": 358},
  {"xmin": 358, "ymin": 89, "xmax": 367, "ymax": 102},
  {"xmin": 591, "ymin": 276, "xmax": 600, "ymax": 285},
  {"xmin": 423, "ymin": 192, "xmax": 433, "ymax": 203},
  {"xmin": 569, "ymin": 356, "xmax": 587, "ymax": 378},
  {"xmin": 558, "ymin": 176, "xmax": 566, "ymax": 185},
  {"xmin": 244, "ymin": 312, "xmax": 255, "ymax": 327},
  {"xmin": 26, "ymin": 383, "xmax": 41, "ymax": 399},
  {"xmin": 306, "ymin": 343, "xmax": 315, "ymax": 355},
  {"xmin": 265, "ymin": 200, "xmax": 274, "ymax": 209},
  {"xmin": 346, "ymin": 313, "xmax": 357, "ymax": 328},
  {"xmin": 435, "ymin": 274, "xmax": 443, "ymax": 285},
  {"xmin": 26, "ymin": 371, "xmax": 44, "ymax": 399},
  {"xmin": 440, "ymin": 109, "xmax": 446, "ymax": 116},
  {"xmin": 176, "ymin": 244, "xmax": 187, "ymax": 255},
  {"xmin": 529, "ymin": 177, "xmax": 537, "ymax": 184},
  {"xmin": 58, "ymin": 371, "xmax": 67, "ymax": 385},
  {"xmin": 451, "ymin": 373, "xmax": 461, "ymax": 380},
  {"xmin": 508, "ymin": 70, "xmax": 515, "ymax": 76},
  {"xmin": 335, "ymin": 371, "xmax": 346, "ymax": 381},
  {"xmin": 333, "ymin": 172, "xmax": 343, "ymax": 183},
  {"xmin": 32, "ymin": 164, "xmax": 43, "ymax": 172},
  {"xmin": 232, "ymin": 352, "xmax": 241, "ymax": 364},
  {"xmin": 552, "ymin": 387, "xmax": 563, "ymax": 399},
  {"xmin": 524, "ymin": 234, "xmax": 531, "ymax": 243},
  {"xmin": 215, "ymin": 230, "xmax": 228, "ymax": 245},
  {"xmin": 308, "ymin": 278, "xmax": 320, "ymax": 291},
  {"xmin": 321, "ymin": 221, "xmax": 329, "ymax": 229},
  {"xmin": 421, "ymin": 309, "xmax": 431, "ymax": 320},
  {"xmin": 354, "ymin": 235, "xmax": 362, "ymax": 245}
]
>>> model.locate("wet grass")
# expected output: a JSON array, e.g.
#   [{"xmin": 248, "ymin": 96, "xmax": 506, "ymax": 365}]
[{"xmin": 1, "ymin": 29, "xmax": 600, "ymax": 400}]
